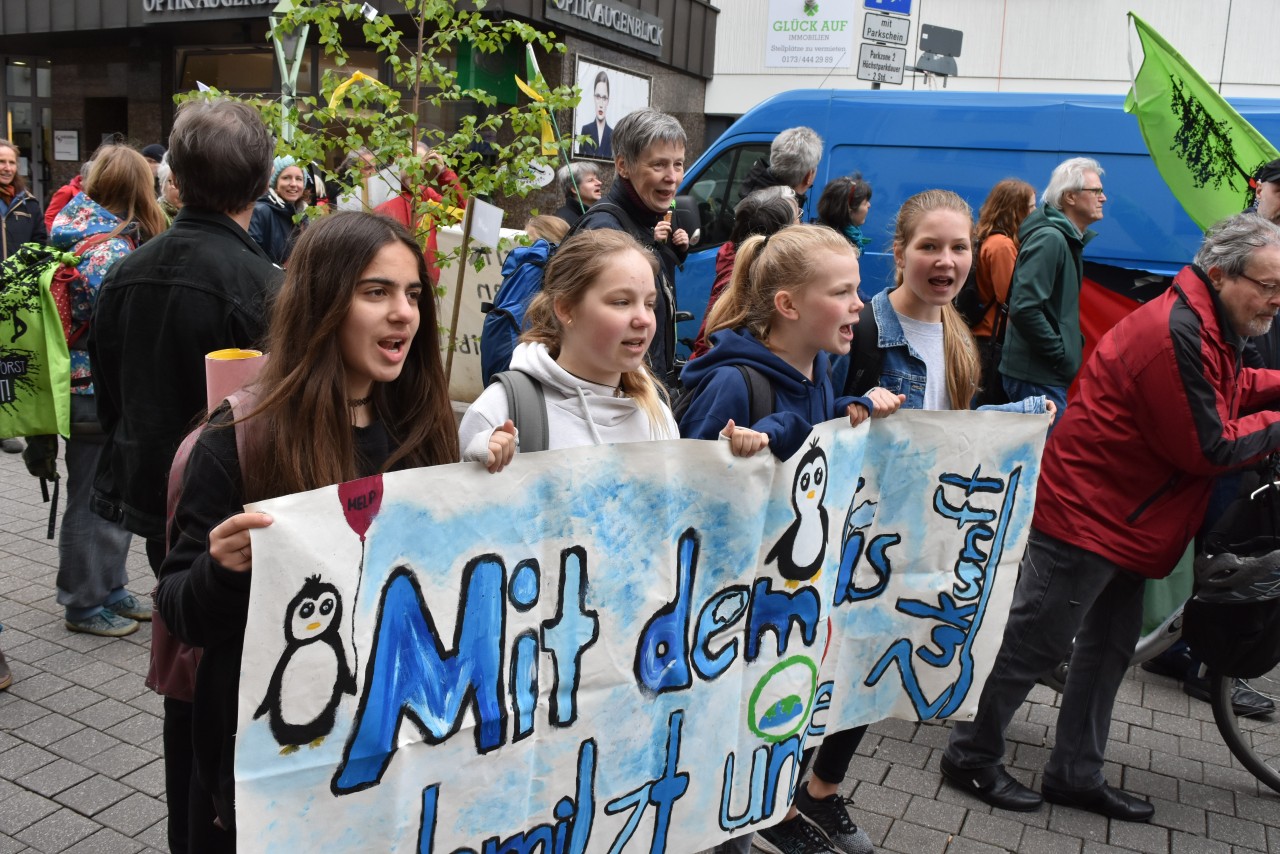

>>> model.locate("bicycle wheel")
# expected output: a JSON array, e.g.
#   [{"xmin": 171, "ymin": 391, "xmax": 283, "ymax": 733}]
[{"xmin": 1209, "ymin": 669, "xmax": 1280, "ymax": 795}]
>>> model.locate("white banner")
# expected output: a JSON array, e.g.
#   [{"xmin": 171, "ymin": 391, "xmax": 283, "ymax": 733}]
[{"xmin": 237, "ymin": 410, "xmax": 1047, "ymax": 852}]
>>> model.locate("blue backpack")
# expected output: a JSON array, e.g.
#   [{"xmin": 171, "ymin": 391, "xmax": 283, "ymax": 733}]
[
  {"xmin": 480, "ymin": 239, "xmax": 552, "ymax": 386},
  {"xmin": 480, "ymin": 202, "xmax": 637, "ymax": 386}
]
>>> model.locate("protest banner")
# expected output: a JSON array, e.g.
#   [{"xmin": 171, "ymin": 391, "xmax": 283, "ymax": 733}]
[{"xmin": 237, "ymin": 409, "xmax": 1047, "ymax": 852}]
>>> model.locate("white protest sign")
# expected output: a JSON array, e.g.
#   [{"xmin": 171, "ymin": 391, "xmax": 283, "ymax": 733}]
[{"xmin": 237, "ymin": 410, "xmax": 1047, "ymax": 852}]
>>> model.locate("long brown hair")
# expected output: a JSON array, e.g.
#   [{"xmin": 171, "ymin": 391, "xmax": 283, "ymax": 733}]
[
  {"xmin": 239, "ymin": 212, "xmax": 457, "ymax": 502},
  {"xmin": 706, "ymin": 223, "xmax": 855, "ymax": 341},
  {"xmin": 522, "ymin": 229, "xmax": 671, "ymax": 434},
  {"xmin": 892, "ymin": 190, "xmax": 981, "ymax": 409},
  {"xmin": 975, "ymin": 178, "xmax": 1035, "ymax": 246},
  {"xmin": 84, "ymin": 146, "xmax": 168, "ymax": 242}
]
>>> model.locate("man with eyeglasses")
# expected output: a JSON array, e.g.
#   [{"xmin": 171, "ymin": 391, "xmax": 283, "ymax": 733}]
[
  {"xmin": 941, "ymin": 213, "xmax": 1280, "ymax": 824},
  {"xmin": 999, "ymin": 157, "xmax": 1106, "ymax": 423}
]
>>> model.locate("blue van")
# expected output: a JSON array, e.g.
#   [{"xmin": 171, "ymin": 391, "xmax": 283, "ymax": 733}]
[{"xmin": 674, "ymin": 89, "xmax": 1280, "ymax": 356}]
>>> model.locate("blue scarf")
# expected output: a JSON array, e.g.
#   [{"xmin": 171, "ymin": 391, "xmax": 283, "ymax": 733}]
[{"xmin": 843, "ymin": 224, "xmax": 871, "ymax": 251}]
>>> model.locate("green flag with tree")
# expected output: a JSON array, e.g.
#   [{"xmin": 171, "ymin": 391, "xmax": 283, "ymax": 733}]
[{"xmin": 1125, "ymin": 12, "xmax": 1279, "ymax": 231}]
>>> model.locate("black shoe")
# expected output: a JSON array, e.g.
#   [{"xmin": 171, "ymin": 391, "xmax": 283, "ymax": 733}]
[
  {"xmin": 1183, "ymin": 675, "xmax": 1276, "ymax": 717},
  {"xmin": 1041, "ymin": 782, "xmax": 1154, "ymax": 822},
  {"xmin": 1140, "ymin": 645, "xmax": 1192, "ymax": 679},
  {"xmin": 939, "ymin": 755, "xmax": 1043, "ymax": 811}
]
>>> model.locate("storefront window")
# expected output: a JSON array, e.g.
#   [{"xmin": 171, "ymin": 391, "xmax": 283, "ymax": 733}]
[
  {"xmin": 179, "ymin": 49, "xmax": 274, "ymax": 94},
  {"xmin": 5, "ymin": 62, "xmax": 32, "ymax": 97}
]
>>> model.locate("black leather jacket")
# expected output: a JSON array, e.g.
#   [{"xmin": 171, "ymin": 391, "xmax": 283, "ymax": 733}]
[{"xmin": 88, "ymin": 208, "xmax": 282, "ymax": 541}]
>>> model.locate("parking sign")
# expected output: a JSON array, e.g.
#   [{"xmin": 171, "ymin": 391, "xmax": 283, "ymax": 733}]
[{"xmin": 863, "ymin": 0, "xmax": 911, "ymax": 15}]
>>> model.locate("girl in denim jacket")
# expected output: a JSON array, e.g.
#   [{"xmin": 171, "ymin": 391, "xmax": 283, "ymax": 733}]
[{"xmin": 849, "ymin": 189, "xmax": 1056, "ymax": 419}]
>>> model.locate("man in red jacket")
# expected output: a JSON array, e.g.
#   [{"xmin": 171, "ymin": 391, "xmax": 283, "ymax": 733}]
[
  {"xmin": 941, "ymin": 213, "xmax": 1280, "ymax": 823},
  {"xmin": 374, "ymin": 141, "xmax": 465, "ymax": 286}
]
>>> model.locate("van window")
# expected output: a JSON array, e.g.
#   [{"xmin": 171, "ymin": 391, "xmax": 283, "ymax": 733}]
[{"xmin": 684, "ymin": 143, "xmax": 771, "ymax": 248}]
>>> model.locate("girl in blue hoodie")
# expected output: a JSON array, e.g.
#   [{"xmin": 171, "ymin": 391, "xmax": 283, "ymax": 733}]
[
  {"xmin": 679, "ymin": 223, "xmax": 901, "ymax": 461},
  {"xmin": 678, "ymin": 223, "xmax": 901, "ymax": 854}
]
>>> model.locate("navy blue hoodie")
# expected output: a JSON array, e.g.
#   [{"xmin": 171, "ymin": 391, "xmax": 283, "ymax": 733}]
[{"xmin": 678, "ymin": 328, "xmax": 870, "ymax": 460}]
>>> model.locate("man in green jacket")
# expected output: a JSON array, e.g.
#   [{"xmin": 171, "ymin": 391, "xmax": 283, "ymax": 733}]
[{"xmin": 999, "ymin": 157, "xmax": 1105, "ymax": 422}]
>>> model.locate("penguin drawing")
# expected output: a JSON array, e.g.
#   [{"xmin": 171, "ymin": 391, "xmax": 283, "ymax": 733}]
[
  {"xmin": 766, "ymin": 439, "xmax": 829, "ymax": 586},
  {"xmin": 254, "ymin": 575, "xmax": 357, "ymax": 754}
]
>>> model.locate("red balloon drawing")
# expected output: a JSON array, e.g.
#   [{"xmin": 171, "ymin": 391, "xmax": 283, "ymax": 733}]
[{"xmin": 338, "ymin": 474, "xmax": 383, "ymax": 542}]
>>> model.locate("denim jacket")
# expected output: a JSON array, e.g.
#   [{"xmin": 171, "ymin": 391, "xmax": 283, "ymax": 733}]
[{"xmin": 868, "ymin": 290, "xmax": 1049, "ymax": 414}]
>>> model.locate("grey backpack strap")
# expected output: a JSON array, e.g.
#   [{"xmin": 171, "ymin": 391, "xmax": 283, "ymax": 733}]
[{"xmin": 494, "ymin": 370, "xmax": 548, "ymax": 454}]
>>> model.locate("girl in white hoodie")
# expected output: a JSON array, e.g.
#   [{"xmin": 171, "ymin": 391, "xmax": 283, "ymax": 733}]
[{"xmin": 460, "ymin": 229, "xmax": 677, "ymax": 469}]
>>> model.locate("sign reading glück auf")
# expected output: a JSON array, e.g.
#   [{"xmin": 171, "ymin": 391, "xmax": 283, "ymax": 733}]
[
  {"xmin": 545, "ymin": 0, "xmax": 665, "ymax": 59},
  {"xmin": 766, "ymin": 0, "xmax": 854, "ymax": 69}
]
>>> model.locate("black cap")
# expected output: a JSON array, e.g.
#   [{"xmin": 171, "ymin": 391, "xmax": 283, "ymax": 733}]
[
  {"xmin": 1255, "ymin": 158, "xmax": 1280, "ymax": 186},
  {"xmin": 141, "ymin": 143, "xmax": 167, "ymax": 164}
]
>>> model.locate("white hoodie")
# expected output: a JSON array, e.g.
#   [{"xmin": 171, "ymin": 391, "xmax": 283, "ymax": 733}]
[{"xmin": 459, "ymin": 342, "xmax": 678, "ymax": 462}]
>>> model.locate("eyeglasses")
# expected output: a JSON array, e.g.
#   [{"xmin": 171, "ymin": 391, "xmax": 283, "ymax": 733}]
[
  {"xmin": 594, "ymin": 93, "xmax": 609, "ymax": 102},
  {"xmin": 1238, "ymin": 271, "xmax": 1280, "ymax": 297},
  {"xmin": 1078, "ymin": 187, "xmax": 1106, "ymax": 195}
]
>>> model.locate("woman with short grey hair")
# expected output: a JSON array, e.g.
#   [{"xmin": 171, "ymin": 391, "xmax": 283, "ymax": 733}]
[
  {"xmin": 576, "ymin": 108, "xmax": 690, "ymax": 388},
  {"xmin": 554, "ymin": 161, "xmax": 604, "ymax": 227}
]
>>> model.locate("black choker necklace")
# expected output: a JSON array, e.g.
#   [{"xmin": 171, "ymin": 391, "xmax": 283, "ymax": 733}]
[{"xmin": 348, "ymin": 395, "xmax": 373, "ymax": 408}]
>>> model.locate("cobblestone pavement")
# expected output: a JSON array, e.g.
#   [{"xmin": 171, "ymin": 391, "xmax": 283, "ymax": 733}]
[{"xmin": 2, "ymin": 448, "xmax": 1278, "ymax": 853}]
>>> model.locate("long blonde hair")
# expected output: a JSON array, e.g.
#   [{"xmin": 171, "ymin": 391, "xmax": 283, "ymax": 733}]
[
  {"xmin": 522, "ymin": 229, "xmax": 671, "ymax": 434},
  {"xmin": 892, "ymin": 190, "xmax": 982, "ymax": 409},
  {"xmin": 706, "ymin": 223, "xmax": 855, "ymax": 341}
]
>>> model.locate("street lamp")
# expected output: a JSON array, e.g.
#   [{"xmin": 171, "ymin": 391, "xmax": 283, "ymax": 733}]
[{"xmin": 270, "ymin": 0, "xmax": 310, "ymax": 143}]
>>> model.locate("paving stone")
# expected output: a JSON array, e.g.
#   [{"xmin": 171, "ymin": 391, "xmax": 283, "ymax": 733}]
[
  {"xmin": 1149, "ymin": 750, "xmax": 1203, "ymax": 784},
  {"xmin": 882, "ymin": 764, "xmax": 941, "ymax": 798},
  {"xmin": 38, "ymin": 685, "xmax": 106, "ymax": 716},
  {"xmin": 52, "ymin": 775, "xmax": 134, "ymax": 817},
  {"xmin": 133, "ymin": 818, "xmax": 170, "ymax": 852},
  {"xmin": 11, "ymin": 713, "xmax": 83, "ymax": 748},
  {"xmin": 868, "ymin": 736, "xmax": 932, "ymax": 769},
  {"xmin": 960, "ymin": 810, "xmax": 1024, "ymax": 850},
  {"xmin": 104, "ymin": 712, "xmax": 162, "ymax": 749},
  {"xmin": 0, "ymin": 696, "xmax": 50, "ymax": 729},
  {"xmin": 70, "ymin": 698, "xmax": 139, "ymax": 731},
  {"xmin": 1048, "ymin": 801, "xmax": 1108, "ymax": 842},
  {"xmin": 881, "ymin": 819, "xmax": 949, "ymax": 854},
  {"xmin": 1147, "ymin": 796, "xmax": 1206, "ymax": 835},
  {"xmin": 119, "ymin": 759, "xmax": 166, "ymax": 798},
  {"xmin": 2, "ymin": 638, "xmax": 61, "ymax": 666},
  {"xmin": 1019, "ymin": 824, "xmax": 1083, "ymax": 853},
  {"xmin": 1178, "ymin": 735, "xmax": 1233, "ymax": 767},
  {"xmin": 901, "ymin": 794, "xmax": 964, "ymax": 834},
  {"xmin": 1082, "ymin": 844, "xmax": 1146, "ymax": 854},
  {"xmin": 1178, "ymin": 780, "xmax": 1236, "ymax": 816},
  {"xmin": 1198, "ymin": 762, "xmax": 1260, "ymax": 797},
  {"xmin": 849, "ymin": 781, "xmax": 912, "ymax": 819},
  {"xmin": 1112, "ymin": 701, "xmax": 1154, "ymax": 728},
  {"xmin": 59, "ymin": 826, "xmax": 145, "ymax": 854},
  {"xmin": 0, "ymin": 831, "xmax": 25, "ymax": 854},
  {"xmin": 1168, "ymin": 830, "xmax": 1231, "ymax": 853},
  {"xmin": 1121, "ymin": 767, "xmax": 1179, "ymax": 802},
  {"xmin": 0, "ymin": 790, "xmax": 59, "ymax": 835},
  {"xmin": 16, "ymin": 758, "xmax": 95, "ymax": 798},
  {"xmin": 95, "ymin": 792, "xmax": 168, "ymax": 837},
  {"xmin": 1151, "ymin": 710, "xmax": 1204, "ymax": 740},
  {"xmin": 82, "ymin": 743, "xmax": 156, "ymax": 779},
  {"xmin": 0, "ymin": 743, "xmax": 58, "ymax": 780},
  {"xmin": 1206, "ymin": 812, "xmax": 1267, "ymax": 850},
  {"xmin": 14, "ymin": 806, "xmax": 97, "ymax": 853},
  {"xmin": 46, "ymin": 729, "xmax": 123, "ymax": 764},
  {"xmin": 1107, "ymin": 821, "xmax": 1169, "ymax": 854},
  {"xmin": 942, "ymin": 838, "xmax": 1009, "ymax": 854}
]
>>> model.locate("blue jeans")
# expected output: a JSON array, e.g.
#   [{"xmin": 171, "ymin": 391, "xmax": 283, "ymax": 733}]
[
  {"xmin": 1002, "ymin": 375, "xmax": 1068, "ymax": 435},
  {"xmin": 56, "ymin": 394, "xmax": 135, "ymax": 618},
  {"xmin": 945, "ymin": 527, "xmax": 1146, "ymax": 791}
]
